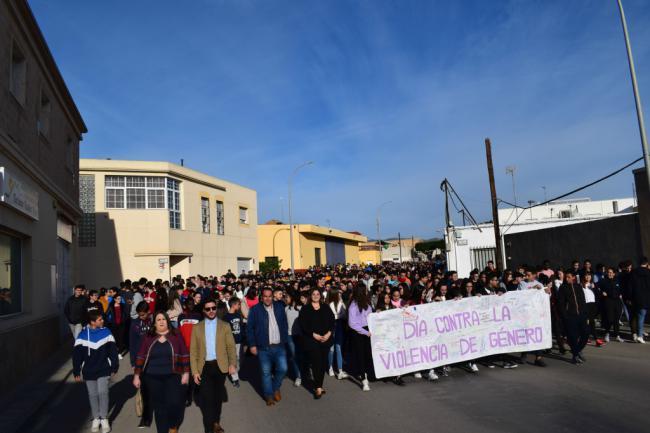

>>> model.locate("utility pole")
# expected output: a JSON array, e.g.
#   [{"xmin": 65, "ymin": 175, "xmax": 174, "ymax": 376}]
[
  {"xmin": 288, "ymin": 161, "xmax": 313, "ymax": 274},
  {"xmin": 458, "ymin": 209, "xmax": 466, "ymax": 226},
  {"xmin": 398, "ymin": 232, "xmax": 402, "ymax": 263},
  {"xmin": 485, "ymin": 138, "xmax": 504, "ymax": 271},
  {"xmin": 618, "ymin": 0, "xmax": 650, "ymax": 190}
]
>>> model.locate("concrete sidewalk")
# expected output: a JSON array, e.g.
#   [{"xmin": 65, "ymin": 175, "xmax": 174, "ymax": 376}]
[{"xmin": 0, "ymin": 342, "xmax": 74, "ymax": 433}]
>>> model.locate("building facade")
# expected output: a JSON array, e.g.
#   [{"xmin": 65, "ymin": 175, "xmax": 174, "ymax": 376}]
[
  {"xmin": 79, "ymin": 159, "xmax": 258, "ymax": 287},
  {"xmin": 258, "ymin": 222, "xmax": 367, "ymax": 269},
  {"xmin": 445, "ymin": 197, "xmax": 636, "ymax": 277},
  {"xmin": 0, "ymin": 0, "xmax": 87, "ymax": 395}
]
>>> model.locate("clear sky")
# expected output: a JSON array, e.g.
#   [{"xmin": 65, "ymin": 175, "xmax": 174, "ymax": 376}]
[{"xmin": 30, "ymin": 0, "xmax": 650, "ymax": 239}]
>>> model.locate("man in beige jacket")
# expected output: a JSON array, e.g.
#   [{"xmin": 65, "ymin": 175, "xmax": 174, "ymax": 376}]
[{"xmin": 190, "ymin": 298, "xmax": 237, "ymax": 433}]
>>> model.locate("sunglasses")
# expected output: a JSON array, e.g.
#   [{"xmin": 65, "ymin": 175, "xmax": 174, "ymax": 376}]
[{"xmin": 204, "ymin": 306, "xmax": 217, "ymax": 312}]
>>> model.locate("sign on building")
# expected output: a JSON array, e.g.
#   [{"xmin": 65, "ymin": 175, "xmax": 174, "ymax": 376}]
[{"xmin": 0, "ymin": 167, "xmax": 39, "ymax": 220}]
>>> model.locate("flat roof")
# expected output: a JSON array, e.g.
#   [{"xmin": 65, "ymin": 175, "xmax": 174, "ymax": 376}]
[
  {"xmin": 80, "ymin": 159, "xmax": 256, "ymax": 193},
  {"xmin": 259, "ymin": 224, "xmax": 367, "ymax": 243}
]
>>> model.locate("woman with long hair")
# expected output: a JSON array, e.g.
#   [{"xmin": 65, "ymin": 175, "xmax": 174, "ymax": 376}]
[
  {"xmin": 348, "ymin": 283, "xmax": 373, "ymax": 391},
  {"xmin": 299, "ymin": 288, "xmax": 335, "ymax": 399},
  {"xmin": 284, "ymin": 292, "xmax": 303, "ymax": 386},
  {"xmin": 326, "ymin": 288, "xmax": 348, "ymax": 379},
  {"xmin": 167, "ymin": 287, "xmax": 183, "ymax": 328},
  {"xmin": 133, "ymin": 311, "xmax": 190, "ymax": 433},
  {"xmin": 581, "ymin": 273, "xmax": 601, "ymax": 346}
]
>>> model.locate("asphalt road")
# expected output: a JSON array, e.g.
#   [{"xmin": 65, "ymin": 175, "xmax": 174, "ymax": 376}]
[{"xmin": 19, "ymin": 338, "xmax": 650, "ymax": 433}]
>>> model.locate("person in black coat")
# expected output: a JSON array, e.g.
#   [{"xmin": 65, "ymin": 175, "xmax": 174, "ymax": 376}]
[
  {"xmin": 630, "ymin": 258, "xmax": 650, "ymax": 343},
  {"xmin": 599, "ymin": 268, "xmax": 624, "ymax": 342},
  {"xmin": 557, "ymin": 271, "xmax": 589, "ymax": 364},
  {"xmin": 299, "ymin": 288, "xmax": 335, "ymax": 399}
]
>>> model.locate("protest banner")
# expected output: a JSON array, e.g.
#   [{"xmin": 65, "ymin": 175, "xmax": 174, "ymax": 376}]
[{"xmin": 368, "ymin": 290, "xmax": 552, "ymax": 378}]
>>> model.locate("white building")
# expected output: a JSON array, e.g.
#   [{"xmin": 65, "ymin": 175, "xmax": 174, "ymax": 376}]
[{"xmin": 445, "ymin": 197, "xmax": 636, "ymax": 277}]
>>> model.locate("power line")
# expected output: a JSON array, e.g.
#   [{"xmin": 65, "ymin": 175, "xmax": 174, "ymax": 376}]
[{"xmin": 499, "ymin": 156, "xmax": 643, "ymax": 234}]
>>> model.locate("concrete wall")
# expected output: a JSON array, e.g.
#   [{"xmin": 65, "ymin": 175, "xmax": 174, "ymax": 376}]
[
  {"xmin": 504, "ymin": 213, "xmax": 643, "ymax": 269},
  {"xmin": 634, "ymin": 168, "xmax": 650, "ymax": 258}
]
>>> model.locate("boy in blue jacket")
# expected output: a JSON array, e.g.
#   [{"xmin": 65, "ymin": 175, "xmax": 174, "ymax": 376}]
[{"xmin": 73, "ymin": 310, "xmax": 119, "ymax": 433}]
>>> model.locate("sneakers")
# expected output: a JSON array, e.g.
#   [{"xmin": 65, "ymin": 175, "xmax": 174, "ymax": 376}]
[
  {"xmin": 441, "ymin": 366, "xmax": 450, "ymax": 377},
  {"xmin": 413, "ymin": 372, "xmax": 422, "ymax": 379},
  {"xmin": 118, "ymin": 353, "xmax": 123, "ymax": 360},
  {"xmin": 392, "ymin": 376, "xmax": 405, "ymax": 386},
  {"xmin": 637, "ymin": 336, "xmax": 646, "ymax": 344},
  {"xmin": 294, "ymin": 378, "xmax": 302, "ymax": 387},
  {"xmin": 427, "ymin": 370, "xmax": 439, "ymax": 381},
  {"xmin": 233, "ymin": 379, "xmax": 240, "ymax": 388},
  {"xmin": 632, "ymin": 333, "xmax": 638, "ymax": 342},
  {"xmin": 469, "ymin": 363, "xmax": 479, "ymax": 373},
  {"xmin": 91, "ymin": 418, "xmax": 100, "ymax": 432},
  {"xmin": 534, "ymin": 358, "xmax": 547, "ymax": 367},
  {"xmin": 571, "ymin": 356, "xmax": 583, "ymax": 365},
  {"xmin": 100, "ymin": 419, "xmax": 111, "ymax": 433},
  {"xmin": 362, "ymin": 379, "xmax": 370, "ymax": 391},
  {"xmin": 616, "ymin": 335, "xmax": 625, "ymax": 343},
  {"xmin": 503, "ymin": 361, "xmax": 518, "ymax": 369},
  {"xmin": 604, "ymin": 333, "xmax": 610, "ymax": 343},
  {"xmin": 328, "ymin": 367, "xmax": 335, "ymax": 377},
  {"xmin": 337, "ymin": 371, "xmax": 348, "ymax": 380}
]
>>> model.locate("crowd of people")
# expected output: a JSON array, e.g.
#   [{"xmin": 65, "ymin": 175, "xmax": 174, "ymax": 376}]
[{"xmin": 66, "ymin": 257, "xmax": 650, "ymax": 433}]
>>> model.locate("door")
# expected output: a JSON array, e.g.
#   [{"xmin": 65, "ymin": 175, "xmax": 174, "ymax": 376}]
[
  {"xmin": 315, "ymin": 248, "xmax": 322, "ymax": 267},
  {"xmin": 325, "ymin": 237, "xmax": 345, "ymax": 265},
  {"xmin": 56, "ymin": 238, "xmax": 71, "ymax": 337},
  {"xmin": 237, "ymin": 257, "xmax": 251, "ymax": 275}
]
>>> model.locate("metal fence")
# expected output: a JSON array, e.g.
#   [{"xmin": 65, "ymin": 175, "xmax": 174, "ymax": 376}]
[{"xmin": 470, "ymin": 247, "xmax": 496, "ymax": 272}]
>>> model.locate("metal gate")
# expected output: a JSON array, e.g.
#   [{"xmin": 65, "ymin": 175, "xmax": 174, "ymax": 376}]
[
  {"xmin": 470, "ymin": 247, "xmax": 495, "ymax": 272},
  {"xmin": 325, "ymin": 238, "xmax": 345, "ymax": 265}
]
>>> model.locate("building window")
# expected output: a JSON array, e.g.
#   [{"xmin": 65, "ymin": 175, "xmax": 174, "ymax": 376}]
[
  {"xmin": 105, "ymin": 188, "xmax": 125, "ymax": 208},
  {"xmin": 38, "ymin": 91, "xmax": 51, "ymax": 137},
  {"xmin": 10, "ymin": 41, "xmax": 27, "ymax": 105},
  {"xmin": 216, "ymin": 201, "xmax": 225, "ymax": 235},
  {"xmin": 65, "ymin": 138, "xmax": 74, "ymax": 171},
  {"xmin": 79, "ymin": 175, "xmax": 96, "ymax": 247},
  {"xmin": 239, "ymin": 206, "xmax": 248, "ymax": 224},
  {"xmin": 0, "ymin": 232, "xmax": 22, "ymax": 316},
  {"xmin": 167, "ymin": 178, "xmax": 181, "ymax": 229},
  {"xmin": 201, "ymin": 197, "xmax": 210, "ymax": 233},
  {"xmin": 126, "ymin": 188, "xmax": 145, "ymax": 209}
]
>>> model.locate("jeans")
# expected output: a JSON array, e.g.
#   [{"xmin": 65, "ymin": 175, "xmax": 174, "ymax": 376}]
[
  {"xmin": 85, "ymin": 376, "xmax": 109, "ymax": 419},
  {"xmin": 638, "ymin": 308, "xmax": 648, "ymax": 337},
  {"xmin": 328, "ymin": 320, "xmax": 345, "ymax": 372},
  {"xmin": 257, "ymin": 344, "xmax": 287, "ymax": 398},
  {"xmin": 69, "ymin": 323, "xmax": 83, "ymax": 340},
  {"xmin": 286, "ymin": 336, "xmax": 301, "ymax": 380}
]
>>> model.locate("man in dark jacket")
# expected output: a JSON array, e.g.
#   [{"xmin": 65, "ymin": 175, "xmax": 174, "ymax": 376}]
[
  {"xmin": 64, "ymin": 285, "xmax": 87, "ymax": 339},
  {"xmin": 246, "ymin": 287, "xmax": 288, "ymax": 406},
  {"xmin": 557, "ymin": 271, "xmax": 589, "ymax": 364},
  {"xmin": 630, "ymin": 258, "xmax": 650, "ymax": 343}
]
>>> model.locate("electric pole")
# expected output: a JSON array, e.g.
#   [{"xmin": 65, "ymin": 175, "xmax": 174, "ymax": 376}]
[{"xmin": 485, "ymin": 138, "xmax": 504, "ymax": 271}]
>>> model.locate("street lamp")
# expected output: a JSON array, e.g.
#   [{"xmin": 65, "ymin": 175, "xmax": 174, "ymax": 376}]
[
  {"xmin": 376, "ymin": 201, "xmax": 392, "ymax": 264},
  {"xmin": 288, "ymin": 161, "xmax": 313, "ymax": 274},
  {"xmin": 506, "ymin": 165, "xmax": 517, "ymax": 218},
  {"xmin": 617, "ymin": 0, "xmax": 650, "ymax": 190}
]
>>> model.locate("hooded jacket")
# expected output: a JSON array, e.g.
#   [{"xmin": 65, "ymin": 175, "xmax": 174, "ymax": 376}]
[{"xmin": 73, "ymin": 326, "xmax": 119, "ymax": 380}]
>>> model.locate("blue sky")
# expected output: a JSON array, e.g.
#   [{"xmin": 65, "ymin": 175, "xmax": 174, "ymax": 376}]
[{"xmin": 30, "ymin": 0, "xmax": 650, "ymax": 238}]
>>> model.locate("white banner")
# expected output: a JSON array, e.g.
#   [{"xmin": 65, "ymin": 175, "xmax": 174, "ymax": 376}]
[{"xmin": 368, "ymin": 290, "xmax": 552, "ymax": 378}]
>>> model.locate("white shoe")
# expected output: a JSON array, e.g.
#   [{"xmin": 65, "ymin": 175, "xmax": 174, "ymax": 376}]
[
  {"xmin": 100, "ymin": 419, "xmax": 111, "ymax": 433},
  {"xmin": 328, "ymin": 367, "xmax": 334, "ymax": 377},
  {"xmin": 604, "ymin": 333, "xmax": 610, "ymax": 343},
  {"xmin": 644, "ymin": 332, "xmax": 649, "ymax": 338},
  {"xmin": 632, "ymin": 333, "xmax": 638, "ymax": 342},
  {"xmin": 337, "ymin": 371, "xmax": 348, "ymax": 380},
  {"xmin": 294, "ymin": 377, "xmax": 301, "ymax": 387},
  {"xmin": 91, "ymin": 419, "xmax": 100, "ymax": 433},
  {"xmin": 427, "ymin": 370, "xmax": 439, "ymax": 381},
  {"xmin": 118, "ymin": 354, "xmax": 123, "ymax": 360},
  {"xmin": 362, "ymin": 379, "xmax": 370, "ymax": 391},
  {"xmin": 470, "ymin": 363, "xmax": 479, "ymax": 373},
  {"xmin": 616, "ymin": 335, "xmax": 625, "ymax": 343},
  {"xmin": 414, "ymin": 372, "xmax": 422, "ymax": 379},
  {"xmin": 637, "ymin": 337, "xmax": 646, "ymax": 344}
]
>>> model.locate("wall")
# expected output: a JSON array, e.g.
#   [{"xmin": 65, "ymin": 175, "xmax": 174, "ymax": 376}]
[
  {"xmin": 504, "ymin": 213, "xmax": 642, "ymax": 269},
  {"xmin": 634, "ymin": 168, "xmax": 650, "ymax": 258}
]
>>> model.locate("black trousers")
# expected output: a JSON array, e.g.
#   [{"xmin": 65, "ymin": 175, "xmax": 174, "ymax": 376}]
[
  {"xmin": 350, "ymin": 332, "xmax": 373, "ymax": 378},
  {"xmin": 586, "ymin": 303, "xmax": 598, "ymax": 341},
  {"xmin": 140, "ymin": 377, "xmax": 153, "ymax": 423},
  {"xmin": 603, "ymin": 299, "xmax": 622, "ymax": 335},
  {"xmin": 199, "ymin": 362, "xmax": 227, "ymax": 433},
  {"xmin": 307, "ymin": 342, "xmax": 330, "ymax": 389},
  {"xmin": 563, "ymin": 314, "xmax": 589, "ymax": 357},
  {"xmin": 142, "ymin": 374, "xmax": 185, "ymax": 433}
]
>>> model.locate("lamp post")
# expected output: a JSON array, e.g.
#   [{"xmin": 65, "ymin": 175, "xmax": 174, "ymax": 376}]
[
  {"xmin": 376, "ymin": 201, "xmax": 392, "ymax": 264},
  {"xmin": 617, "ymin": 0, "xmax": 650, "ymax": 189},
  {"xmin": 288, "ymin": 161, "xmax": 313, "ymax": 274}
]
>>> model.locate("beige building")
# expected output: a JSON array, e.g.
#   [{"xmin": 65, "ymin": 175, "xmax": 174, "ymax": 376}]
[
  {"xmin": 79, "ymin": 159, "xmax": 258, "ymax": 288},
  {"xmin": 258, "ymin": 221, "xmax": 367, "ymax": 269},
  {"xmin": 0, "ymin": 0, "xmax": 87, "ymax": 395}
]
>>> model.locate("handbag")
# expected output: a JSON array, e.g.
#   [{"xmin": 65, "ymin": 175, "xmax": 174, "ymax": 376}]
[{"xmin": 135, "ymin": 388, "xmax": 143, "ymax": 417}]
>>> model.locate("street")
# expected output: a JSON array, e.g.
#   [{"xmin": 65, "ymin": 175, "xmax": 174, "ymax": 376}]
[{"xmin": 19, "ymin": 339, "xmax": 650, "ymax": 433}]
